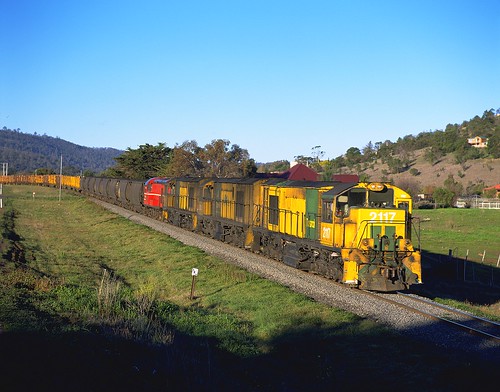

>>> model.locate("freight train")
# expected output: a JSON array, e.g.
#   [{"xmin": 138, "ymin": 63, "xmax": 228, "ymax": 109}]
[{"xmin": 0, "ymin": 174, "xmax": 422, "ymax": 291}]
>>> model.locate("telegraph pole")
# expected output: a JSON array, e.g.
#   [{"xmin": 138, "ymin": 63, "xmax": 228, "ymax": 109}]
[
  {"xmin": 1, "ymin": 163, "xmax": 7, "ymax": 209},
  {"xmin": 59, "ymin": 155, "xmax": 63, "ymax": 202},
  {"xmin": 0, "ymin": 163, "xmax": 6, "ymax": 209}
]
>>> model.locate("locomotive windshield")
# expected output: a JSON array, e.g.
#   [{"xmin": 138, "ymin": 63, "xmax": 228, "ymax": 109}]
[
  {"xmin": 323, "ymin": 186, "xmax": 396, "ymax": 220},
  {"xmin": 337, "ymin": 187, "xmax": 395, "ymax": 210},
  {"xmin": 368, "ymin": 187, "xmax": 394, "ymax": 207}
]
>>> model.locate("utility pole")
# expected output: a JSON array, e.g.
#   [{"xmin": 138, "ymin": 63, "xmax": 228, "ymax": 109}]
[
  {"xmin": 1, "ymin": 163, "xmax": 7, "ymax": 208},
  {"xmin": 59, "ymin": 155, "xmax": 62, "ymax": 202}
]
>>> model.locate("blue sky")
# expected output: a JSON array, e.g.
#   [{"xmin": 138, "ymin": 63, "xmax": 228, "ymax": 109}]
[{"xmin": 1, "ymin": 1, "xmax": 499, "ymax": 163}]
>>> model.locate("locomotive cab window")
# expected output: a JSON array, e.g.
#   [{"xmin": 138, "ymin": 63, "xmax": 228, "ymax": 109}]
[
  {"xmin": 322, "ymin": 200, "xmax": 333, "ymax": 223},
  {"xmin": 348, "ymin": 188, "xmax": 366, "ymax": 207},
  {"xmin": 398, "ymin": 201, "xmax": 409, "ymax": 210},
  {"xmin": 269, "ymin": 195, "xmax": 279, "ymax": 225},
  {"xmin": 368, "ymin": 188, "xmax": 394, "ymax": 208},
  {"xmin": 335, "ymin": 195, "xmax": 349, "ymax": 217}
]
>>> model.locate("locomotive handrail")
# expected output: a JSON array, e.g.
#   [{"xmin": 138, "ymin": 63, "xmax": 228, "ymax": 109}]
[{"xmin": 411, "ymin": 216, "xmax": 422, "ymax": 251}]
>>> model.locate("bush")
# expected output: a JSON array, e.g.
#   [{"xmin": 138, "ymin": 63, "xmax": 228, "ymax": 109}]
[{"xmin": 414, "ymin": 200, "xmax": 435, "ymax": 209}]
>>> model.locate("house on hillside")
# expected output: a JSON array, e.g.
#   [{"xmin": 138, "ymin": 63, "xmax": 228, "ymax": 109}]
[
  {"xmin": 467, "ymin": 136, "xmax": 488, "ymax": 148},
  {"xmin": 484, "ymin": 184, "xmax": 500, "ymax": 198}
]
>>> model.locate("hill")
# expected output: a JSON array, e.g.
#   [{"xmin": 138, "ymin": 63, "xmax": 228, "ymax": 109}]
[
  {"xmin": 356, "ymin": 149, "xmax": 500, "ymax": 193},
  {"xmin": 316, "ymin": 108, "xmax": 500, "ymax": 195},
  {"xmin": 0, "ymin": 127, "xmax": 122, "ymax": 175}
]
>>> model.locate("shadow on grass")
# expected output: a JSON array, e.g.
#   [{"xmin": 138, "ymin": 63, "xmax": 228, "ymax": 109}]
[
  {"xmin": 410, "ymin": 250, "xmax": 500, "ymax": 306},
  {"xmin": 1, "ymin": 306, "xmax": 499, "ymax": 392}
]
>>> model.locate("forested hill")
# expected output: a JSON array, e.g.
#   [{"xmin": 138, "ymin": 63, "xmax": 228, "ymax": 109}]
[{"xmin": 0, "ymin": 127, "xmax": 123, "ymax": 175}]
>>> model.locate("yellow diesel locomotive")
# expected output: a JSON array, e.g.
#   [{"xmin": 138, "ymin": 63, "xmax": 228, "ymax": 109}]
[
  {"xmin": 159, "ymin": 176, "xmax": 421, "ymax": 291},
  {"xmin": 1, "ymin": 174, "xmax": 422, "ymax": 291}
]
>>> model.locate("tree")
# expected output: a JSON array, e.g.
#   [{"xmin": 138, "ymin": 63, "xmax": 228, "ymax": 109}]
[
  {"xmin": 258, "ymin": 160, "xmax": 290, "ymax": 173},
  {"xmin": 433, "ymin": 187, "xmax": 454, "ymax": 207},
  {"xmin": 311, "ymin": 146, "xmax": 324, "ymax": 162},
  {"xmin": 164, "ymin": 139, "xmax": 256, "ymax": 178},
  {"xmin": 201, "ymin": 139, "xmax": 230, "ymax": 177},
  {"xmin": 362, "ymin": 141, "xmax": 376, "ymax": 161},
  {"xmin": 376, "ymin": 140, "xmax": 394, "ymax": 161},
  {"xmin": 464, "ymin": 181, "xmax": 485, "ymax": 196},
  {"xmin": 201, "ymin": 139, "xmax": 256, "ymax": 177},
  {"xmin": 344, "ymin": 147, "xmax": 362, "ymax": 167},
  {"xmin": 294, "ymin": 155, "xmax": 314, "ymax": 166},
  {"xmin": 423, "ymin": 146, "xmax": 443, "ymax": 165},
  {"xmin": 321, "ymin": 156, "xmax": 346, "ymax": 179},
  {"xmin": 164, "ymin": 140, "xmax": 203, "ymax": 177},
  {"xmin": 386, "ymin": 155, "xmax": 407, "ymax": 174},
  {"xmin": 111, "ymin": 143, "xmax": 171, "ymax": 179},
  {"xmin": 395, "ymin": 178, "xmax": 421, "ymax": 198},
  {"xmin": 486, "ymin": 119, "xmax": 500, "ymax": 158},
  {"xmin": 443, "ymin": 174, "xmax": 463, "ymax": 197}
]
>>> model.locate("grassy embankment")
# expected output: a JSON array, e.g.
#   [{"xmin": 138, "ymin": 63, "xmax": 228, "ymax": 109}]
[{"xmin": 0, "ymin": 185, "xmax": 498, "ymax": 391}]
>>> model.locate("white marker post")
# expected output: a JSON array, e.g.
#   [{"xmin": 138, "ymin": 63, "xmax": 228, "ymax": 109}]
[{"xmin": 190, "ymin": 268, "xmax": 199, "ymax": 300}]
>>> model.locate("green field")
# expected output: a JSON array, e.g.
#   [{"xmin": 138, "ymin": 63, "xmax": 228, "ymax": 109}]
[
  {"xmin": 0, "ymin": 185, "xmax": 498, "ymax": 391},
  {"xmin": 414, "ymin": 208, "xmax": 500, "ymax": 264}
]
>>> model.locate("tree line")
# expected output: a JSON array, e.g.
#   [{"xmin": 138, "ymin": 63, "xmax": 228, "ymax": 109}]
[
  {"xmin": 312, "ymin": 109, "xmax": 500, "ymax": 178},
  {"xmin": 101, "ymin": 139, "xmax": 257, "ymax": 180},
  {"xmin": 0, "ymin": 127, "xmax": 121, "ymax": 175},
  {"xmin": 2, "ymin": 107, "xmax": 499, "ymax": 206}
]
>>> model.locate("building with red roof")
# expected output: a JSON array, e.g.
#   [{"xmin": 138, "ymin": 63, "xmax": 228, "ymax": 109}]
[
  {"xmin": 278, "ymin": 163, "xmax": 319, "ymax": 181},
  {"xmin": 484, "ymin": 184, "xmax": 500, "ymax": 197}
]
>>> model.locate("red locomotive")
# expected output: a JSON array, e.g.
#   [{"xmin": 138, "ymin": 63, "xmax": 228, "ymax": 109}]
[{"xmin": 143, "ymin": 177, "xmax": 169, "ymax": 209}]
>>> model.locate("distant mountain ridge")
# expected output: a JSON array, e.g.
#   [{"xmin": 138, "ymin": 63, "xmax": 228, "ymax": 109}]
[{"xmin": 0, "ymin": 127, "xmax": 123, "ymax": 175}]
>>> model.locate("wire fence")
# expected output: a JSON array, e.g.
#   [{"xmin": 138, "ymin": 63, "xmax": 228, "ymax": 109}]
[{"xmin": 425, "ymin": 250, "xmax": 500, "ymax": 288}]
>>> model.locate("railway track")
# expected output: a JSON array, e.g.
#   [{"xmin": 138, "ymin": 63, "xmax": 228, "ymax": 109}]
[{"xmin": 361, "ymin": 289, "xmax": 500, "ymax": 342}]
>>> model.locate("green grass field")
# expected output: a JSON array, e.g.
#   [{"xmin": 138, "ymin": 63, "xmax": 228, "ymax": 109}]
[
  {"xmin": 0, "ymin": 185, "xmax": 498, "ymax": 391},
  {"xmin": 414, "ymin": 208, "xmax": 500, "ymax": 264}
]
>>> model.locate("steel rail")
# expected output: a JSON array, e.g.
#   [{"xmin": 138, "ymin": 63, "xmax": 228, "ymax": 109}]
[{"xmin": 359, "ymin": 289, "xmax": 500, "ymax": 342}]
